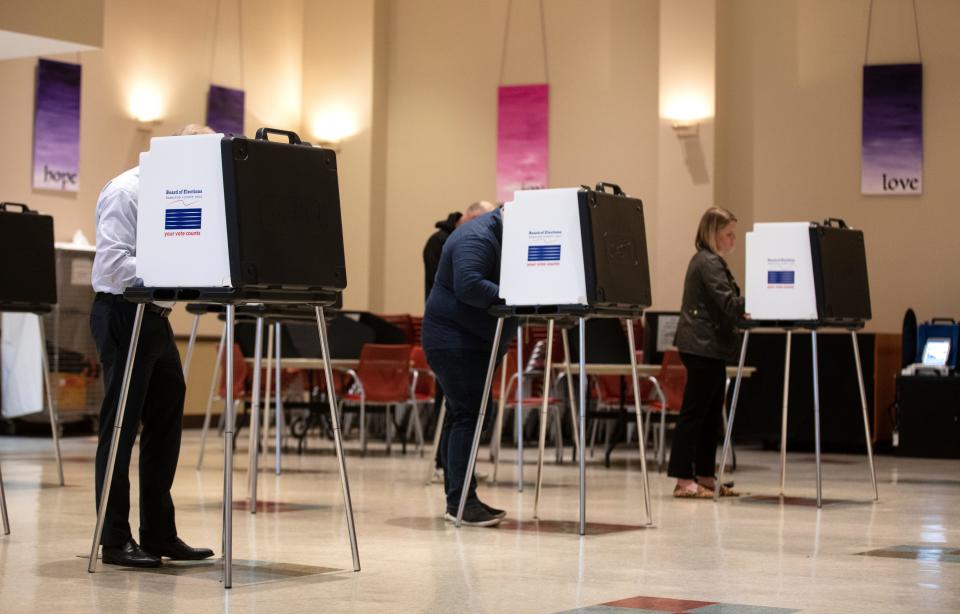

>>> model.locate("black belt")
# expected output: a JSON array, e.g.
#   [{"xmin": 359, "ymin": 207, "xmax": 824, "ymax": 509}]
[{"xmin": 95, "ymin": 292, "xmax": 172, "ymax": 318}]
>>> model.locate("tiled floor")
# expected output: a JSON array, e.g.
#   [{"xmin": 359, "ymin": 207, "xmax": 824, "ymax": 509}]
[{"xmin": 1, "ymin": 431, "xmax": 959, "ymax": 613}]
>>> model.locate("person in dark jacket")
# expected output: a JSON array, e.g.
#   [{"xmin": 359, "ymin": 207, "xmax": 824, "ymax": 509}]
[
  {"xmin": 422, "ymin": 207, "xmax": 514, "ymax": 526},
  {"xmin": 423, "ymin": 201, "xmax": 495, "ymax": 300},
  {"xmin": 668, "ymin": 206, "xmax": 745, "ymax": 498}
]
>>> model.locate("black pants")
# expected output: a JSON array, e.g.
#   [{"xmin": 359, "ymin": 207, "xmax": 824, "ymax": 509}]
[
  {"xmin": 667, "ymin": 352, "xmax": 726, "ymax": 480},
  {"xmin": 90, "ymin": 296, "xmax": 186, "ymax": 546},
  {"xmin": 424, "ymin": 348, "xmax": 495, "ymax": 511}
]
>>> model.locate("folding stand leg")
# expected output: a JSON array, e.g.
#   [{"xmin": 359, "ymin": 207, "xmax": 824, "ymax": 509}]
[
  {"xmin": 197, "ymin": 323, "xmax": 227, "ymax": 470},
  {"xmin": 456, "ymin": 318, "xmax": 504, "ymax": 527},
  {"xmin": 811, "ymin": 330, "xmax": 822, "ymax": 509},
  {"xmin": 88, "ymin": 303, "xmax": 145, "ymax": 573},
  {"xmin": 516, "ymin": 325, "xmax": 524, "ymax": 492},
  {"xmin": 779, "ymin": 330, "xmax": 792, "ymax": 495},
  {"xmin": 247, "ymin": 317, "xmax": 264, "ymax": 513},
  {"xmin": 851, "ymin": 330, "xmax": 879, "ymax": 501},
  {"xmin": 490, "ymin": 364, "xmax": 508, "ymax": 483},
  {"xmin": 626, "ymin": 318, "xmax": 653, "ymax": 526},
  {"xmin": 223, "ymin": 306, "xmax": 236, "ymax": 587},
  {"xmin": 533, "ymin": 320, "xmax": 555, "ymax": 519},
  {"xmin": 274, "ymin": 322, "xmax": 283, "ymax": 475},
  {"xmin": 38, "ymin": 323, "xmax": 64, "ymax": 486},
  {"xmin": 0, "ymin": 462, "xmax": 10, "ymax": 535},
  {"xmin": 182, "ymin": 313, "xmax": 201, "ymax": 380},
  {"xmin": 715, "ymin": 331, "xmax": 750, "ymax": 503},
  {"xmin": 578, "ymin": 317, "xmax": 587, "ymax": 536},
  {"xmin": 424, "ymin": 399, "xmax": 446, "ymax": 485},
  {"xmin": 259, "ymin": 324, "xmax": 274, "ymax": 485},
  {"xmin": 561, "ymin": 329, "xmax": 581, "ymax": 463},
  {"xmin": 315, "ymin": 306, "xmax": 361, "ymax": 571}
]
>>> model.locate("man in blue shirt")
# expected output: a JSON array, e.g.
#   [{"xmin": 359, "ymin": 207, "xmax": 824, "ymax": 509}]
[
  {"xmin": 90, "ymin": 125, "xmax": 214, "ymax": 567},
  {"xmin": 422, "ymin": 206, "xmax": 514, "ymax": 526}
]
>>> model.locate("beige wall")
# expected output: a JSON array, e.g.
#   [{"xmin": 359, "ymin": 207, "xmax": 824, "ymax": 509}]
[
  {"xmin": 716, "ymin": 0, "xmax": 960, "ymax": 332},
  {"xmin": 0, "ymin": 0, "xmax": 104, "ymax": 47},
  {"xmin": 380, "ymin": 0, "xmax": 661, "ymax": 315}
]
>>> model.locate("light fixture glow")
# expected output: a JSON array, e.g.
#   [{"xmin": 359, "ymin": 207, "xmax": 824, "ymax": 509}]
[
  {"xmin": 128, "ymin": 84, "xmax": 164, "ymax": 123},
  {"xmin": 662, "ymin": 94, "xmax": 712, "ymax": 123},
  {"xmin": 310, "ymin": 106, "xmax": 359, "ymax": 144}
]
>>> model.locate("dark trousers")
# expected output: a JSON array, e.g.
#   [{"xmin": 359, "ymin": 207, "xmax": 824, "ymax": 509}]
[
  {"xmin": 90, "ymin": 296, "xmax": 186, "ymax": 546},
  {"xmin": 667, "ymin": 352, "xmax": 726, "ymax": 480},
  {"xmin": 424, "ymin": 348, "xmax": 493, "ymax": 511}
]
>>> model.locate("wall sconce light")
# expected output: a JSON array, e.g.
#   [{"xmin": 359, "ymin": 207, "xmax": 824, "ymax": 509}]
[
  {"xmin": 671, "ymin": 120, "xmax": 699, "ymax": 138},
  {"xmin": 310, "ymin": 106, "xmax": 359, "ymax": 152},
  {"xmin": 129, "ymin": 84, "xmax": 164, "ymax": 131},
  {"xmin": 662, "ymin": 93, "xmax": 711, "ymax": 139}
]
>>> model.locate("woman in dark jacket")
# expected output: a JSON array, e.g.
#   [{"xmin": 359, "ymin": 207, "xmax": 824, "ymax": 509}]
[{"xmin": 668, "ymin": 207, "xmax": 745, "ymax": 498}]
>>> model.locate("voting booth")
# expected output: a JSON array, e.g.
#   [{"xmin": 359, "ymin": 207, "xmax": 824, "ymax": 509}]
[
  {"xmin": 457, "ymin": 183, "xmax": 654, "ymax": 534},
  {"xmin": 89, "ymin": 129, "xmax": 359, "ymax": 587},
  {"xmin": 0, "ymin": 202, "xmax": 66, "ymax": 535},
  {"xmin": 717, "ymin": 218, "xmax": 877, "ymax": 508}
]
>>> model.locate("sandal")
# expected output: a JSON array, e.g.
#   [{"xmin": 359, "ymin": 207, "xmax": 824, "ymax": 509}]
[
  {"xmin": 673, "ymin": 484, "xmax": 713, "ymax": 498},
  {"xmin": 697, "ymin": 481, "xmax": 740, "ymax": 497}
]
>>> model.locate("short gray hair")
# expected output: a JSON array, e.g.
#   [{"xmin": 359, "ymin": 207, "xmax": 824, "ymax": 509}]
[
  {"xmin": 464, "ymin": 200, "xmax": 495, "ymax": 217},
  {"xmin": 173, "ymin": 124, "xmax": 215, "ymax": 136}
]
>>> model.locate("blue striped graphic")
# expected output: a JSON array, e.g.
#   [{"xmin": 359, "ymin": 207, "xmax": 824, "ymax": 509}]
[
  {"xmin": 528, "ymin": 244, "xmax": 561, "ymax": 262},
  {"xmin": 165, "ymin": 208, "xmax": 202, "ymax": 230},
  {"xmin": 767, "ymin": 270, "xmax": 795, "ymax": 284}
]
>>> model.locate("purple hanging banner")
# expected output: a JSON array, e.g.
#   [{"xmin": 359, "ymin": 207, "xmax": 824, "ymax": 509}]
[
  {"xmin": 206, "ymin": 85, "xmax": 245, "ymax": 135},
  {"xmin": 861, "ymin": 64, "xmax": 923, "ymax": 196},
  {"xmin": 33, "ymin": 59, "xmax": 82, "ymax": 192},
  {"xmin": 496, "ymin": 84, "xmax": 549, "ymax": 203}
]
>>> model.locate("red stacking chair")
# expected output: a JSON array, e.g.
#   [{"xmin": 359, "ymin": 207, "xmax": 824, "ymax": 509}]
[
  {"xmin": 643, "ymin": 349, "xmax": 687, "ymax": 469},
  {"xmin": 405, "ymin": 346, "xmax": 433, "ymax": 453},
  {"xmin": 378, "ymin": 314, "xmax": 415, "ymax": 343},
  {"xmin": 339, "ymin": 344, "xmax": 414, "ymax": 455}
]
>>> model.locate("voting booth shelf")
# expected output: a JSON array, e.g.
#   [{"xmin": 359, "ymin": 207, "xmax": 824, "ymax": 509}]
[
  {"xmin": 719, "ymin": 218, "xmax": 878, "ymax": 509},
  {"xmin": 87, "ymin": 129, "xmax": 359, "ymax": 588},
  {"xmin": 457, "ymin": 183, "xmax": 654, "ymax": 535},
  {"xmin": 0, "ymin": 202, "xmax": 67, "ymax": 535}
]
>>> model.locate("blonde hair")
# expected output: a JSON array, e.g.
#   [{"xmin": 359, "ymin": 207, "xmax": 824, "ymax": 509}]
[{"xmin": 695, "ymin": 206, "xmax": 738, "ymax": 253}]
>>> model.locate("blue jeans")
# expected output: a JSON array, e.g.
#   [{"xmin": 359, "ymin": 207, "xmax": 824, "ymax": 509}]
[{"xmin": 425, "ymin": 348, "xmax": 495, "ymax": 511}]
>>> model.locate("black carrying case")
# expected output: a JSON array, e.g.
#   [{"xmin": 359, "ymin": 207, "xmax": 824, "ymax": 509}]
[
  {"xmin": 0, "ymin": 202, "xmax": 57, "ymax": 312},
  {"xmin": 808, "ymin": 218, "xmax": 871, "ymax": 324},
  {"xmin": 576, "ymin": 182, "xmax": 652, "ymax": 312}
]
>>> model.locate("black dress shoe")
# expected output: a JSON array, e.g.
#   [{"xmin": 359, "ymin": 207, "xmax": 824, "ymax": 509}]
[
  {"xmin": 141, "ymin": 536, "xmax": 214, "ymax": 560},
  {"xmin": 102, "ymin": 539, "xmax": 162, "ymax": 568}
]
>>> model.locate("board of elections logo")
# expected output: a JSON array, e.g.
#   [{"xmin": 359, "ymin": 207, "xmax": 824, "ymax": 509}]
[
  {"xmin": 528, "ymin": 244, "xmax": 561, "ymax": 262},
  {"xmin": 527, "ymin": 230, "xmax": 562, "ymax": 266},
  {"xmin": 163, "ymin": 188, "xmax": 203, "ymax": 236},
  {"xmin": 767, "ymin": 270, "xmax": 795, "ymax": 287}
]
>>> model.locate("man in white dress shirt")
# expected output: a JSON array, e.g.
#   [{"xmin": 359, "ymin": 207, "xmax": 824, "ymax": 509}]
[{"xmin": 90, "ymin": 124, "xmax": 214, "ymax": 567}]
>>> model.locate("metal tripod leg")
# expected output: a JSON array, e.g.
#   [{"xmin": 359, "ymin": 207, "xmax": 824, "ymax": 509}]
[
  {"xmin": 182, "ymin": 313, "xmax": 201, "ymax": 380},
  {"xmin": 223, "ymin": 306, "xmax": 236, "ymax": 587},
  {"xmin": 274, "ymin": 322, "xmax": 283, "ymax": 475},
  {"xmin": 38, "ymin": 323, "xmax": 64, "ymax": 486},
  {"xmin": 197, "ymin": 322, "xmax": 227, "ymax": 469},
  {"xmin": 247, "ymin": 317, "xmax": 264, "ymax": 513},
  {"xmin": 316, "ymin": 306, "xmax": 361, "ymax": 571},
  {"xmin": 533, "ymin": 320, "xmax": 555, "ymax": 519},
  {"xmin": 715, "ymin": 331, "xmax": 750, "ymax": 503},
  {"xmin": 578, "ymin": 317, "xmax": 587, "ymax": 535},
  {"xmin": 561, "ymin": 328, "xmax": 581, "ymax": 463},
  {"xmin": 425, "ymin": 399, "xmax": 446, "ymax": 485},
  {"xmin": 626, "ymin": 318, "xmax": 653, "ymax": 526},
  {"xmin": 851, "ymin": 331, "xmax": 879, "ymax": 501},
  {"xmin": 779, "ymin": 330, "xmax": 792, "ymax": 495},
  {"xmin": 455, "ymin": 318, "xmax": 504, "ymax": 527},
  {"xmin": 88, "ymin": 303, "xmax": 145, "ymax": 573},
  {"xmin": 259, "ymin": 323, "xmax": 274, "ymax": 486},
  {"xmin": 516, "ymin": 325, "xmax": 524, "ymax": 491},
  {"xmin": 811, "ymin": 331, "xmax": 822, "ymax": 509},
  {"xmin": 0, "ymin": 462, "xmax": 9, "ymax": 535},
  {"xmin": 490, "ymin": 360, "xmax": 508, "ymax": 483}
]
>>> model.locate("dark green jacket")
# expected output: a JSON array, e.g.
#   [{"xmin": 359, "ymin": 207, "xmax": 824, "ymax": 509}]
[{"xmin": 674, "ymin": 249, "xmax": 745, "ymax": 362}]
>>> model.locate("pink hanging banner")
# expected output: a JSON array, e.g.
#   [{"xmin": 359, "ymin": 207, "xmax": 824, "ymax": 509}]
[{"xmin": 496, "ymin": 84, "xmax": 549, "ymax": 203}]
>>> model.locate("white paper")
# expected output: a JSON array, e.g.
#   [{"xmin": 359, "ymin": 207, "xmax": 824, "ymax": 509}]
[
  {"xmin": 745, "ymin": 222, "xmax": 818, "ymax": 321},
  {"xmin": 499, "ymin": 188, "xmax": 588, "ymax": 306},
  {"xmin": 70, "ymin": 259, "xmax": 92, "ymax": 285},
  {"xmin": 136, "ymin": 133, "xmax": 232, "ymax": 288},
  {"xmin": 1, "ymin": 313, "xmax": 44, "ymax": 418},
  {"xmin": 656, "ymin": 314, "xmax": 680, "ymax": 351}
]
